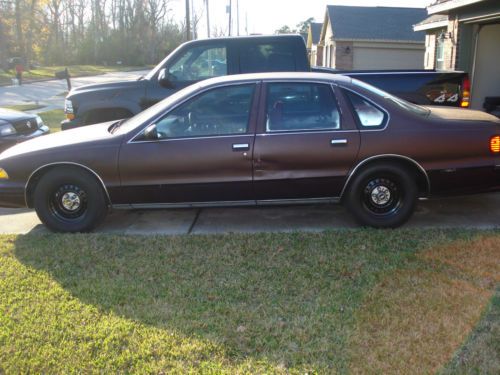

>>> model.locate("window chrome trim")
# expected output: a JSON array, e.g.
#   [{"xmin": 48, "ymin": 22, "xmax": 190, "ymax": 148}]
[
  {"xmin": 339, "ymin": 154, "xmax": 431, "ymax": 199},
  {"xmin": 339, "ymin": 86, "xmax": 391, "ymax": 132},
  {"xmin": 24, "ymin": 162, "xmax": 112, "ymax": 207},
  {"xmin": 256, "ymin": 129, "xmax": 358, "ymax": 137},
  {"xmin": 127, "ymin": 81, "xmax": 259, "ymax": 144},
  {"xmin": 129, "ymin": 133, "xmax": 253, "ymax": 144}
]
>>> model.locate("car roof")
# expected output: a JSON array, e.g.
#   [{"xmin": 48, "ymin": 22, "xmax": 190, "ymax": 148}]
[{"xmin": 198, "ymin": 72, "xmax": 352, "ymax": 88}]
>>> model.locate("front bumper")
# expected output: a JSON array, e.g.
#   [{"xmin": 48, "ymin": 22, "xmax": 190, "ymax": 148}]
[
  {"xmin": 0, "ymin": 125, "xmax": 50, "ymax": 153},
  {"xmin": 0, "ymin": 181, "xmax": 26, "ymax": 208},
  {"xmin": 61, "ymin": 117, "xmax": 85, "ymax": 131}
]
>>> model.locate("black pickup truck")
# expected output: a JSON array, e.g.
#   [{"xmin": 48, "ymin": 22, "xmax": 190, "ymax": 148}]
[{"xmin": 62, "ymin": 34, "xmax": 470, "ymax": 130}]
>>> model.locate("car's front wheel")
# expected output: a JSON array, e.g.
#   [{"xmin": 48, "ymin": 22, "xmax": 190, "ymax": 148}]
[
  {"xmin": 344, "ymin": 163, "xmax": 417, "ymax": 228},
  {"xmin": 33, "ymin": 167, "xmax": 108, "ymax": 232}
]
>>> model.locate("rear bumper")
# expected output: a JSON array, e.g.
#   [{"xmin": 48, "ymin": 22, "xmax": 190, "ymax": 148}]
[{"xmin": 0, "ymin": 125, "xmax": 50, "ymax": 153}]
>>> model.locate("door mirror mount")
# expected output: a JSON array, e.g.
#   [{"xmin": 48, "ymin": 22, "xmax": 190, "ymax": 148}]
[
  {"xmin": 143, "ymin": 124, "xmax": 159, "ymax": 140},
  {"xmin": 158, "ymin": 68, "xmax": 175, "ymax": 89}
]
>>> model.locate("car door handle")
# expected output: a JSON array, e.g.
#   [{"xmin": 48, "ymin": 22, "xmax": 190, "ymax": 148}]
[
  {"xmin": 232, "ymin": 143, "xmax": 250, "ymax": 151},
  {"xmin": 331, "ymin": 139, "xmax": 348, "ymax": 146}
]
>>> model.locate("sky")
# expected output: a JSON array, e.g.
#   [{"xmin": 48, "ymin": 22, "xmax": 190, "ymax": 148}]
[{"xmin": 170, "ymin": 0, "xmax": 432, "ymax": 38}]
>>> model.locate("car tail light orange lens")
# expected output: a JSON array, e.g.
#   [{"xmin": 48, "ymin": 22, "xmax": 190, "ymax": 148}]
[
  {"xmin": 491, "ymin": 136, "xmax": 500, "ymax": 153},
  {"xmin": 460, "ymin": 76, "xmax": 470, "ymax": 108}
]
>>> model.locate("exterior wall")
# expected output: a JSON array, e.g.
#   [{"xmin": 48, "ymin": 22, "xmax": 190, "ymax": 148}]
[
  {"xmin": 334, "ymin": 41, "xmax": 353, "ymax": 70},
  {"xmin": 442, "ymin": 16, "xmax": 460, "ymax": 70},
  {"xmin": 323, "ymin": 18, "xmax": 335, "ymax": 68}
]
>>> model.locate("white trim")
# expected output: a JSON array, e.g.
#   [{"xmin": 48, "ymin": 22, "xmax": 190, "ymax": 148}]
[
  {"xmin": 413, "ymin": 20, "xmax": 449, "ymax": 32},
  {"xmin": 427, "ymin": 0, "xmax": 485, "ymax": 15}
]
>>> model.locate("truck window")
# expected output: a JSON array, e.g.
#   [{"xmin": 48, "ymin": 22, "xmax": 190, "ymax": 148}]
[
  {"xmin": 240, "ymin": 43, "xmax": 296, "ymax": 73},
  {"xmin": 168, "ymin": 45, "xmax": 227, "ymax": 82}
]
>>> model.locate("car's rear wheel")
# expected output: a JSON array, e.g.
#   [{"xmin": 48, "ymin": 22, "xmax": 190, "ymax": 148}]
[
  {"xmin": 33, "ymin": 167, "xmax": 108, "ymax": 232},
  {"xmin": 344, "ymin": 163, "xmax": 417, "ymax": 228}
]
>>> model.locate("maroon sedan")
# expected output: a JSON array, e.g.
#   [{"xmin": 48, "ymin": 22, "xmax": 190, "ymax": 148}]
[{"xmin": 0, "ymin": 73, "xmax": 499, "ymax": 232}]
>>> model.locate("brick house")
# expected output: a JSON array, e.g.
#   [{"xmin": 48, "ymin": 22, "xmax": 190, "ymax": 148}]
[
  {"xmin": 414, "ymin": 0, "xmax": 500, "ymax": 110},
  {"xmin": 307, "ymin": 22, "xmax": 323, "ymax": 66},
  {"xmin": 318, "ymin": 5, "xmax": 427, "ymax": 70}
]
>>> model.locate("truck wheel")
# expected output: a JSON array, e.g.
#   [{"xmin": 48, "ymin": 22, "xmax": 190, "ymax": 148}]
[
  {"xmin": 33, "ymin": 167, "xmax": 108, "ymax": 233},
  {"xmin": 344, "ymin": 163, "xmax": 417, "ymax": 228}
]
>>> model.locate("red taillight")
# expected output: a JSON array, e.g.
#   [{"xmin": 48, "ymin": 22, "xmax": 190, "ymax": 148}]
[
  {"xmin": 461, "ymin": 76, "xmax": 471, "ymax": 108},
  {"xmin": 491, "ymin": 136, "xmax": 500, "ymax": 153}
]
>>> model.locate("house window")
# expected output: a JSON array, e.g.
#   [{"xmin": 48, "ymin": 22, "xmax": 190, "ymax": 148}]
[{"xmin": 435, "ymin": 32, "xmax": 445, "ymax": 70}]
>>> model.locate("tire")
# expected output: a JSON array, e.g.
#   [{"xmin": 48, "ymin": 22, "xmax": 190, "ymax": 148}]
[
  {"xmin": 344, "ymin": 163, "xmax": 417, "ymax": 228},
  {"xmin": 33, "ymin": 167, "xmax": 108, "ymax": 233}
]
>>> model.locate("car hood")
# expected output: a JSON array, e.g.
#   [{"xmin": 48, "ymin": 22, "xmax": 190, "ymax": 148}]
[
  {"xmin": 0, "ymin": 121, "xmax": 121, "ymax": 160},
  {"xmin": 67, "ymin": 79, "xmax": 145, "ymax": 97},
  {"xmin": 427, "ymin": 106, "xmax": 500, "ymax": 123},
  {"xmin": 0, "ymin": 108, "xmax": 35, "ymax": 122}
]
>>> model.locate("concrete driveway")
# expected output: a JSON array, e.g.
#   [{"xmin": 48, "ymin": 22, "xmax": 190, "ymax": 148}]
[
  {"xmin": 1, "ymin": 193, "xmax": 499, "ymax": 235},
  {"xmin": 0, "ymin": 70, "xmax": 149, "ymax": 110}
]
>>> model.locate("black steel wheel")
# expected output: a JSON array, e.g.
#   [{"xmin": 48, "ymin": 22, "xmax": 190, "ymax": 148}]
[
  {"xmin": 33, "ymin": 167, "xmax": 108, "ymax": 232},
  {"xmin": 344, "ymin": 163, "xmax": 417, "ymax": 228}
]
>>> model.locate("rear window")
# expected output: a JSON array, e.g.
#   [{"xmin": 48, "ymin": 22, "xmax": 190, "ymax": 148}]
[
  {"xmin": 240, "ymin": 43, "xmax": 296, "ymax": 73},
  {"xmin": 352, "ymin": 79, "xmax": 430, "ymax": 117}
]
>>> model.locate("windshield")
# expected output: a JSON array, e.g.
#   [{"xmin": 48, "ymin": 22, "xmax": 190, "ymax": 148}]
[
  {"xmin": 351, "ymin": 79, "xmax": 430, "ymax": 117},
  {"xmin": 113, "ymin": 83, "xmax": 203, "ymax": 135}
]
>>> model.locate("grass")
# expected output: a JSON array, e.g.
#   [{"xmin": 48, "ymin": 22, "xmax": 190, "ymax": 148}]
[
  {"xmin": 38, "ymin": 109, "xmax": 65, "ymax": 132},
  {"xmin": 0, "ymin": 229, "xmax": 498, "ymax": 373},
  {"xmin": 0, "ymin": 65, "xmax": 146, "ymax": 86},
  {"xmin": 4, "ymin": 104, "xmax": 45, "ymax": 112}
]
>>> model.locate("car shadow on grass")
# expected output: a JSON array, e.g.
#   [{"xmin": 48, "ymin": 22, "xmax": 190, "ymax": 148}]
[{"xmin": 11, "ymin": 230, "xmax": 497, "ymax": 373}]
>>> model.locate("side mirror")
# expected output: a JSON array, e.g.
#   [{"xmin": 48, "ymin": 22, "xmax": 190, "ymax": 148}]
[
  {"xmin": 158, "ymin": 68, "xmax": 175, "ymax": 89},
  {"xmin": 143, "ymin": 124, "xmax": 158, "ymax": 140}
]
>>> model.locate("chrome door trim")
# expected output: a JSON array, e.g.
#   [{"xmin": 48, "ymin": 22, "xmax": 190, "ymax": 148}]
[
  {"xmin": 339, "ymin": 154, "xmax": 431, "ymax": 199},
  {"xmin": 25, "ymin": 162, "xmax": 112, "ymax": 207},
  {"xmin": 112, "ymin": 196, "xmax": 341, "ymax": 209},
  {"xmin": 330, "ymin": 139, "xmax": 348, "ymax": 145}
]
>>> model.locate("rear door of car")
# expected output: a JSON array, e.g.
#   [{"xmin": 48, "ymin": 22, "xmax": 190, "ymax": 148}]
[
  {"xmin": 253, "ymin": 80, "xmax": 361, "ymax": 201},
  {"xmin": 116, "ymin": 82, "xmax": 260, "ymax": 205}
]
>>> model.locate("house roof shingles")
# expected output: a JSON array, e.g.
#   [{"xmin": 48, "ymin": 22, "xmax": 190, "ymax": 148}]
[
  {"xmin": 327, "ymin": 5, "xmax": 427, "ymax": 42},
  {"xmin": 310, "ymin": 22, "xmax": 323, "ymax": 44}
]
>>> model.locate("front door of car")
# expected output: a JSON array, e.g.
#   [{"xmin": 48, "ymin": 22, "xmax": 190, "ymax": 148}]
[
  {"xmin": 116, "ymin": 83, "xmax": 259, "ymax": 205},
  {"xmin": 253, "ymin": 82, "xmax": 361, "ymax": 200},
  {"xmin": 144, "ymin": 43, "xmax": 233, "ymax": 110}
]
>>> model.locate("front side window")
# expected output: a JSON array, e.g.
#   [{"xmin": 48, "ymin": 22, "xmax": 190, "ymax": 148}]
[
  {"xmin": 345, "ymin": 91, "xmax": 386, "ymax": 128},
  {"xmin": 266, "ymin": 83, "xmax": 341, "ymax": 132},
  {"xmin": 151, "ymin": 84, "xmax": 255, "ymax": 139},
  {"xmin": 168, "ymin": 45, "xmax": 227, "ymax": 82}
]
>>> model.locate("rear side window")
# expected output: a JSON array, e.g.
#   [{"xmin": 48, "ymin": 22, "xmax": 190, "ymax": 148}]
[
  {"xmin": 345, "ymin": 91, "xmax": 387, "ymax": 128},
  {"xmin": 266, "ymin": 83, "xmax": 341, "ymax": 132},
  {"xmin": 240, "ymin": 43, "xmax": 296, "ymax": 73}
]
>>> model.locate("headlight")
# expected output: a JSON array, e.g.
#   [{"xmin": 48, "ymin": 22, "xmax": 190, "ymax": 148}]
[
  {"xmin": 0, "ymin": 124, "xmax": 16, "ymax": 136},
  {"xmin": 64, "ymin": 99, "xmax": 74, "ymax": 114},
  {"xmin": 0, "ymin": 168, "xmax": 9, "ymax": 180}
]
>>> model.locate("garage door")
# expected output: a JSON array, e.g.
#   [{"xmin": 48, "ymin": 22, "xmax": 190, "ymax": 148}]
[
  {"xmin": 471, "ymin": 23, "xmax": 500, "ymax": 110},
  {"xmin": 353, "ymin": 47, "xmax": 424, "ymax": 70}
]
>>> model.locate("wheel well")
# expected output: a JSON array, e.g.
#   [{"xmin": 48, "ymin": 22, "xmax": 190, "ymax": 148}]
[
  {"xmin": 84, "ymin": 107, "xmax": 134, "ymax": 125},
  {"xmin": 342, "ymin": 156, "xmax": 430, "ymax": 199},
  {"xmin": 25, "ymin": 164, "xmax": 110, "ymax": 208}
]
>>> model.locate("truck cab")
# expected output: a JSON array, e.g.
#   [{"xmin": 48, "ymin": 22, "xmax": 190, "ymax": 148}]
[{"xmin": 62, "ymin": 35, "xmax": 309, "ymax": 130}]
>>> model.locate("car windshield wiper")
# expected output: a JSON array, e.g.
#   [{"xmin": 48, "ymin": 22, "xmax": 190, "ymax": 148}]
[{"xmin": 137, "ymin": 75, "xmax": 145, "ymax": 81}]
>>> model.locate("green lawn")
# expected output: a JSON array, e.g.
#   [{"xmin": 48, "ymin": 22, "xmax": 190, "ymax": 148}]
[
  {"xmin": 38, "ymin": 109, "xmax": 65, "ymax": 132},
  {"xmin": 0, "ymin": 229, "xmax": 498, "ymax": 374},
  {"xmin": 0, "ymin": 65, "xmax": 146, "ymax": 86},
  {"xmin": 3, "ymin": 104, "xmax": 45, "ymax": 112}
]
